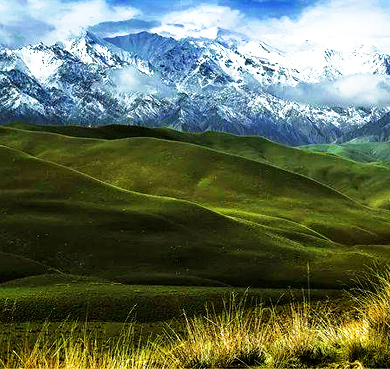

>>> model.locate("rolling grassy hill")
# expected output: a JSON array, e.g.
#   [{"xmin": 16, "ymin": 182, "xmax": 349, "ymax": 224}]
[
  {"xmin": 299, "ymin": 142, "xmax": 390, "ymax": 165},
  {"xmin": 1, "ymin": 123, "xmax": 390, "ymax": 291},
  {"xmin": 8, "ymin": 121, "xmax": 390, "ymax": 209},
  {"xmin": 2, "ymin": 125, "xmax": 390, "ymax": 244}
]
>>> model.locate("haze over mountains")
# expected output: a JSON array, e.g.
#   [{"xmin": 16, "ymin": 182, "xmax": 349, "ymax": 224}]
[{"xmin": 1, "ymin": 29, "xmax": 390, "ymax": 145}]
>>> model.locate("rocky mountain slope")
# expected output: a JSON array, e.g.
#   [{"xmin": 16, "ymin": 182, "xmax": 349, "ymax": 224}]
[{"xmin": 1, "ymin": 30, "xmax": 390, "ymax": 145}]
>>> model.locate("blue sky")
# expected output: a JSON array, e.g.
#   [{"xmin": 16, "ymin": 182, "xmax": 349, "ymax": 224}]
[
  {"xmin": 1, "ymin": 0, "xmax": 390, "ymax": 51},
  {"xmin": 106, "ymin": 0, "xmax": 319, "ymax": 20},
  {"xmin": 88, "ymin": 0, "xmax": 321, "ymax": 38}
]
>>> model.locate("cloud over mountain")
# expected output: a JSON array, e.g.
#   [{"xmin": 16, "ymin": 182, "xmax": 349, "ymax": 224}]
[
  {"xmin": 150, "ymin": 4, "xmax": 244, "ymax": 40},
  {"xmin": 3, "ymin": 0, "xmax": 390, "ymax": 54},
  {"xmin": 272, "ymin": 74, "xmax": 390, "ymax": 108},
  {"xmin": 89, "ymin": 19, "xmax": 161, "ymax": 38},
  {"xmin": 0, "ymin": 0, "xmax": 140, "ymax": 47},
  {"xmin": 110, "ymin": 66, "xmax": 174, "ymax": 97},
  {"xmin": 252, "ymin": 0, "xmax": 390, "ymax": 51}
]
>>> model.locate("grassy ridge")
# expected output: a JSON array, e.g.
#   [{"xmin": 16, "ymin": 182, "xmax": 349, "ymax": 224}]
[
  {"xmin": 9, "ymin": 122, "xmax": 390, "ymax": 209},
  {"xmin": 0, "ymin": 144, "xmax": 371, "ymax": 288},
  {"xmin": 2, "ymin": 126, "xmax": 390, "ymax": 246},
  {"xmin": 0, "ymin": 124, "xmax": 390, "ymax": 289}
]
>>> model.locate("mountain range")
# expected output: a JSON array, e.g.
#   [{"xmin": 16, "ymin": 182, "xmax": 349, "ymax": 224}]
[{"xmin": 1, "ymin": 29, "xmax": 390, "ymax": 145}]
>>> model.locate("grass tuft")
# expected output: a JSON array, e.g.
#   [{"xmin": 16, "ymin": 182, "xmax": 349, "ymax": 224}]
[{"xmin": 165, "ymin": 294, "xmax": 272, "ymax": 368}]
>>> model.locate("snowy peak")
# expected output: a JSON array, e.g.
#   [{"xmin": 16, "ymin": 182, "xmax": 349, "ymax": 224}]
[
  {"xmin": 105, "ymin": 31, "xmax": 390, "ymax": 86},
  {"xmin": 63, "ymin": 30, "xmax": 125, "ymax": 66},
  {"xmin": 1, "ymin": 30, "xmax": 390, "ymax": 145},
  {"xmin": 105, "ymin": 31, "xmax": 178, "ymax": 64},
  {"xmin": 281, "ymin": 46, "xmax": 390, "ymax": 83},
  {"xmin": 13, "ymin": 44, "xmax": 73, "ymax": 85}
]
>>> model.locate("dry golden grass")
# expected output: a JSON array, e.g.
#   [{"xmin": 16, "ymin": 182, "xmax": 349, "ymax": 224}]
[
  {"xmin": 165, "ymin": 294, "xmax": 273, "ymax": 368},
  {"xmin": 0, "ymin": 320, "xmax": 167, "ymax": 369},
  {"xmin": 4, "ymin": 271, "xmax": 390, "ymax": 368}
]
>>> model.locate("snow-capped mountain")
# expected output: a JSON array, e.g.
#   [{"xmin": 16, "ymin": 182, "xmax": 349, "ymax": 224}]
[{"xmin": 1, "ymin": 30, "xmax": 390, "ymax": 145}]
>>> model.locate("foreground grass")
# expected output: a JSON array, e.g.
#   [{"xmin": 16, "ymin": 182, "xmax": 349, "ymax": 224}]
[{"xmin": 4, "ymin": 273, "xmax": 390, "ymax": 368}]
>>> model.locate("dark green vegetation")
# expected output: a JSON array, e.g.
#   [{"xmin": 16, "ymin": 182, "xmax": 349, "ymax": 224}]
[
  {"xmin": 0, "ymin": 273, "xmax": 344, "ymax": 322},
  {"xmin": 1, "ymin": 122, "xmax": 390, "ymax": 298}
]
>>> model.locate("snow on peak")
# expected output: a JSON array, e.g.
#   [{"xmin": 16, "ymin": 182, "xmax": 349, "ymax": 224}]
[{"xmin": 1, "ymin": 29, "xmax": 390, "ymax": 145}]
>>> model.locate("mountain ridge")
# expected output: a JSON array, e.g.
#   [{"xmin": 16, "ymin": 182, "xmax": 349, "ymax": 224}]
[{"xmin": 1, "ymin": 30, "xmax": 390, "ymax": 145}]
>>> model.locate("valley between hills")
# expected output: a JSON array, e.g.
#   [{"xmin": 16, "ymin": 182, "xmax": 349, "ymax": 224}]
[{"xmin": 1, "ymin": 121, "xmax": 390, "ymax": 296}]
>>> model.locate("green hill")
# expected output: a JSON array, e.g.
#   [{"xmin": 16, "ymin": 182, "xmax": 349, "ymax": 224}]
[
  {"xmin": 1, "ymin": 124, "xmax": 390, "ymax": 289},
  {"xmin": 8, "ymin": 122, "xmax": 390, "ymax": 209},
  {"xmin": 0, "ymin": 144, "xmax": 362, "ymax": 288},
  {"xmin": 2, "ymin": 125, "xmax": 390, "ymax": 245},
  {"xmin": 297, "ymin": 142, "xmax": 390, "ymax": 208},
  {"xmin": 300, "ymin": 142, "xmax": 390, "ymax": 165}
]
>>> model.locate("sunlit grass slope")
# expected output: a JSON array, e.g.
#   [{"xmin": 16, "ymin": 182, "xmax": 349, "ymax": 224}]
[
  {"xmin": 1, "ymin": 144, "xmax": 375, "ymax": 288},
  {"xmin": 187, "ymin": 131, "xmax": 390, "ymax": 210},
  {"xmin": 1, "ymin": 125, "xmax": 390, "ymax": 246},
  {"xmin": 1, "ymin": 124, "xmax": 390, "ymax": 289},
  {"xmin": 300, "ymin": 142, "xmax": 390, "ymax": 165},
  {"xmin": 298, "ymin": 142, "xmax": 390, "ymax": 209},
  {"xmin": 8, "ymin": 122, "xmax": 390, "ymax": 209}
]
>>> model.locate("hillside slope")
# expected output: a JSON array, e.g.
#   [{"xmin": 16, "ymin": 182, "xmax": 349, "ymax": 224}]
[
  {"xmin": 300, "ymin": 142, "xmax": 390, "ymax": 165},
  {"xmin": 0, "ymin": 144, "xmax": 373, "ymax": 288},
  {"xmin": 7, "ymin": 122, "xmax": 390, "ymax": 209},
  {"xmin": 1, "ymin": 125, "xmax": 390, "ymax": 288}
]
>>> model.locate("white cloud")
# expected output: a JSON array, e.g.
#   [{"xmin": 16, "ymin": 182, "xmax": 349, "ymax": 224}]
[
  {"xmin": 151, "ymin": 4, "xmax": 244, "ymax": 39},
  {"xmin": 111, "ymin": 66, "xmax": 175, "ymax": 97},
  {"xmin": 273, "ymin": 74, "xmax": 390, "ymax": 108},
  {"xmin": 247, "ymin": 0, "xmax": 390, "ymax": 52},
  {"xmin": 3, "ymin": 0, "xmax": 390, "ymax": 52},
  {"xmin": 0, "ymin": 0, "xmax": 141, "ymax": 47},
  {"xmin": 151, "ymin": 0, "xmax": 390, "ymax": 52}
]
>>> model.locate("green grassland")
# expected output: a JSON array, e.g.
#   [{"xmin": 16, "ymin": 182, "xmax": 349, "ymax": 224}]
[
  {"xmin": 0, "ymin": 122, "xmax": 390, "ymax": 307},
  {"xmin": 0, "ymin": 141, "xmax": 383, "ymax": 290},
  {"xmin": 300, "ymin": 142, "xmax": 390, "ymax": 165},
  {"xmin": 0, "ymin": 273, "xmax": 346, "ymax": 323},
  {"xmin": 2, "ymin": 122, "xmax": 390, "ymax": 368},
  {"xmin": 8, "ymin": 121, "xmax": 390, "ymax": 209}
]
